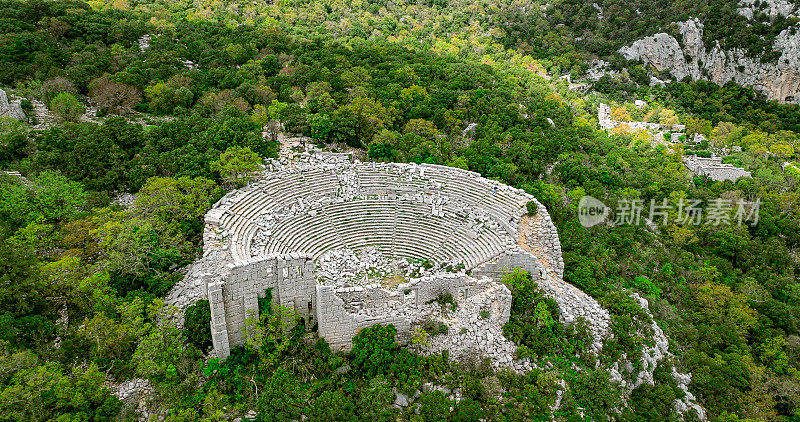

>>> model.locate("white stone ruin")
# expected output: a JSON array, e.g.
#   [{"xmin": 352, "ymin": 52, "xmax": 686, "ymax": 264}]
[{"xmin": 177, "ymin": 152, "xmax": 610, "ymax": 368}]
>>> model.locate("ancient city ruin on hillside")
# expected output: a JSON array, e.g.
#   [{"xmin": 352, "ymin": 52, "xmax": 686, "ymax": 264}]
[{"xmin": 173, "ymin": 150, "xmax": 610, "ymax": 369}]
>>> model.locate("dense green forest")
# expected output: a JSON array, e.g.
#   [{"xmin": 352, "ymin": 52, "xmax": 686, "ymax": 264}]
[{"xmin": 0, "ymin": 0, "xmax": 798, "ymax": 421}]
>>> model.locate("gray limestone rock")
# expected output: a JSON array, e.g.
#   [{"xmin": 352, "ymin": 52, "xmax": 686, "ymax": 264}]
[
  {"xmin": 0, "ymin": 89, "xmax": 26, "ymax": 120},
  {"xmin": 619, "ymin": 18, "xmax": 800, "ymax": 103}
]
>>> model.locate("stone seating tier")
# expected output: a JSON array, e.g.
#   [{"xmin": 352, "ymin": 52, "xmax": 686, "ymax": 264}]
[
  {"xmin": 247, "ymin": 198, "xmax": 514, "ymax": 268},
  {"xmin": 210, "ymin": 162, "xmax": 533, "ymax": 269}
]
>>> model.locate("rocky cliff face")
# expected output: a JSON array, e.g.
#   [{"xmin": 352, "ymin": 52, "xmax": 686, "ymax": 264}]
[
  {"xmin": 619, "ymin": 18, "xmax": 800, "ymax": 103},
  {"xmin": 737, "ymin": 0, "xmax": 798, "ymax": 20},
  {"xmin": 0, "ymin": 89, "xmax": 26, "ymax": 120}
]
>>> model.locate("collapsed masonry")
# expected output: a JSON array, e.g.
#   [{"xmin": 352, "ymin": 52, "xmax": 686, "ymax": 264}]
[{"xmin": 190, "ymin": 152, "xmax": 610, "ymax": 367}]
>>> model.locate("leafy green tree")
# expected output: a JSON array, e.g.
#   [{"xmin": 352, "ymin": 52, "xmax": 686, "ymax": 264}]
[
  {"xmin": 211, "ymin": 146, "xmax": 262, "ymax": 188},
  {"xmin": 500, "ymin": 268, "xmax": 584, "ymax": 359},
  {"xmin": 133, "ymin": 176, "xmax": 221, "ymax": 236},
  {"xmin": 33, "ymin": 118, "xmax": 145, "ymax": 192},
  {"xmin": 255, "ymin": 368, "xmax": 306, "ymax": 422},
  {"xmin": 251, "ymin": 104, "xmax": 271, "ymax": 130},
  {"xmin": 0, "ymin": 349, "xmax": 121, "ymax": 422},
  {"xmin": 50, "ymin": 93, "xmax": 85, "ymax": 123},
  {"xmin": 308, "ymin": 113, "xmax": 333, "ymax": 143}
]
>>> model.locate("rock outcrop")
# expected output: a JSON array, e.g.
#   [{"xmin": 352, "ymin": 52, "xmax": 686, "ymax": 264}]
[
  {"xmin": 737, "ymin": 0, "xmax": 798, "ymax": 20},
  {"xmin": 630, "ymin": 293, "xmax": 707, "ymax": 420},
  {"xmin": 619, "ymin": 18, "xmax": 800, "ymax": 103},
  {"xmin": 0, "ymin": 89, "xmax": 26, "ymax": 120},
  {"xmin": 606, "ymin": 293, "xmax": 706, "ymax": 420}
]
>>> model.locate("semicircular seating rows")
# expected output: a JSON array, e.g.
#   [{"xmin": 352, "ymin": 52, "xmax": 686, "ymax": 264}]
[{"xmin": 212, "ymin": 160, "xmax": 531, "ymax": 270}]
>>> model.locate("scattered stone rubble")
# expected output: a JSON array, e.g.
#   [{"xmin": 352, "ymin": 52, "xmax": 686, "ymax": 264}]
[
  {"xmin": 137, "ymin": 34, "xmax": 151, "ymax": 51},
  {"xmin": 599, "ymin": 103, "xmax": 657, "ymax": 131},
  {"xmin": 738, "ymin": 0, "xmax": 798, "ymax": 20},
  {"xmin": 168, "ymin": 149, "xmax": 610, "ymax": 370},
  {"xmin": 108, "ymin": 378, "xmax": 155, "ymax": 420}
]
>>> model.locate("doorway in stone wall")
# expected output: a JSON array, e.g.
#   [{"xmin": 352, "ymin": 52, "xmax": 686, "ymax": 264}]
[{"xmin": 258, "ymin": 287, "xmax": 274, "ymax": 318}]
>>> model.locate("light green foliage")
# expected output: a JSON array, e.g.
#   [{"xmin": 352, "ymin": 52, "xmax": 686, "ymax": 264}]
[
  {"xmin": 144, "ymin": 80, "xmax": 194, "ymax": 114},
  {"xmin": 132, "ymin": 314, "xmax": 201, "ymax": 390},
  {"xmin": 242, "ymin": 302, "xmax": 300, "ymax": 370},
  {"xmin": 49, "ymin": 93, "xmax": 85, "ymax": 123},
  {"xmin": 628, "ymin": 276, "xmax": 661, "ymax": 297},
  {"xmin": 0, "ymin": 349, "xmax": 120, "ymax": 421},
  {"xmin": 134, "ymin": 176, "xmax": 221, "ymax": 228},
  {"xmin": 251, "ymin": 104, "xmax": 270, "ymax": 129},
  {"xmin": 0, "ymin": 171, "xmax": 86, "ymax": 233},
  {"xmin": 411, "ymin": 327, "xmax": 430, "ymax": 348},
  {"xmin": 77, "ymin": 298, "xmax": 152, "ymax": 374},
  {"xmin": 211, "ymin": 146, "xmax": 262, "ymax": 188}
]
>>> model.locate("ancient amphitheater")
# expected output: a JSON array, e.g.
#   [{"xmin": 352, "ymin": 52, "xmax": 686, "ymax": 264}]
[{"xmin": 172, "ymin": 149, "xmax": 609, "ymax": 368}]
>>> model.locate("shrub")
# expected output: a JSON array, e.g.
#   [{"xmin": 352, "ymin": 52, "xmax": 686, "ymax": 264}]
[
  {"xmin": 421, "ymin": 319, "xmax": 449, "ymax": 336},
  {"xmin": 526, "ymin": 200, "xmax": 539, "ymax": 215},
  {"xmin": 351, "ymin": 324, "xmax": 398, "ymax": 378},
  {"xmin": 427, "ymin": 292, "xmax": 457, "ymax": 312}
]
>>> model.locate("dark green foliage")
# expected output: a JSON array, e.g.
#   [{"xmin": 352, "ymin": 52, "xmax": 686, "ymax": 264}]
[
  {"xmin": 417, "ymin": 390, "xmax": 452, "ymax": 422},
  {"xmin": 33, "ymin": 118, "xmax": 146, "ymax": 192},
  {"xmin": 368, "ymin": 143, "xmax": 395, "ymax": 161},
  {"xmin": 625, "ymin": 363, "xmax": 684, "ymax": 422},
  {"xmin": 184, "ymin": 300, "xmax": 212, "ymax": 352},
  {"xmin": 351, "ymin": 324, "xmax": 398, "ymax": 378},
  {"xmin": 256, "ymin": 368, "xmax": 306, "ymax": 422},
  {"xmin": 526, "ymin": 200, "xmax": 539, "ymax": 216},
  {"xmin": 452, "ymin": 398, "xmax": 485, "ymax": 422},
  {"xmin": 258, "ymin": 288, "xmax": 273, "ymax": 317},
  {"xmin": 655, "ymin": 81, "xmax": 800, "ymax": 132},
  {"xmin": 567, "ymin": 369, "xmax": 622, "ymax": 422},
  {"xmin": 502, "ymin": 269, "xmax": 591, "ymax": 360},
  {"xmin": 306, "ymin": 390, "xmax": 358, "ymax": 422}
]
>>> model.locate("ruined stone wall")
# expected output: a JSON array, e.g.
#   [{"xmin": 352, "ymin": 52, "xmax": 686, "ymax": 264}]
[
  {"xmin": 208, "ymin": 254, "xmax": 316, "ymax": 358},
  {"xmin": 313, "ymin": 274, "xmax": 505, "ymax": 352},
  {"xmin": 472, "ymin": 247, "xmax": 545, "ymax": 281},
  {"xmin": 683, "ymin": 156, "xmax": 752, "ymax": 181},
  {"xmin": 314, "ymin": 284, "xmax": 412, "ymax": 352}
]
